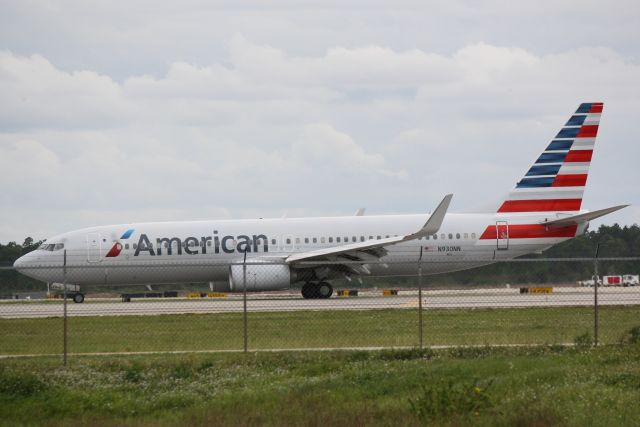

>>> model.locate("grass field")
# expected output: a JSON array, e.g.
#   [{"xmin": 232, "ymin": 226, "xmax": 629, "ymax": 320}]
[
  {"xmin": 1, "ymin": 306, "xmax": 639, "ymax": 355},
  {"xmin": 1, "ymin": 344, "xmax": 640, "ymax": 426}
]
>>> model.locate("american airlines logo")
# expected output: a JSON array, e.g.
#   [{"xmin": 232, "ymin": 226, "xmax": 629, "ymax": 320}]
[
  {"xmin": 132, "ymin": 231, "xmax": 269, "ymax": 257},
  {"xmin": 105, "ymin": 229, "xmax": 135, "ymax": 257}
]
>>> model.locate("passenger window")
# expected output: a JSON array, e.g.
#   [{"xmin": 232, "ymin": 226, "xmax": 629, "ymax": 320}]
[
  {"xmin": 352, "ymin": 236, "xmax": 357, "ymax": 242},
  {"xmin": 368, "ymin": 236, "xmax": 373, "ymax": 240},
  {"xmin": 286, "ymin": 238, "xmax": 291, "ymax": 244},
  {"xmin": 377, "ymin": 236, "xmax": 381, "ymax": 240},
  {"xmin": 329, "ymin": 237, "xmax": 333, "ymax": 243},
  {"xmin": 448, "ymin": 233, "xmax": 453, "ymax": 239},
  {"xmin": 360, "ymin": 236, "xmax": 365, "ymax": 242},
  {"xmin": 337, "ymin": 237, "xmax": 341, "ymax": 243},
  {"xmin": 125, "ymin": 243, "xmax": 129, "ymax": 250},
  {"xmin": 344, "ymin": 236, "xmax": 349, "ymax": 242},
  {"xmin": 441, "ymin": 233, "xmax": 445, "ymax": 240},
  {"xmin": 464, "ymin": 233, "xmax": 468, "ymax": 239},
  {"xmin": 313, "ymin": 237, "xmax": 317, "ymax": 243},
  {"xmin": 295, "ymin": 238, "xmax": 300, "ymax": 244},
  {"xmin": 133, "ymin": 243, "xmax": 138, "ymax": 249},
  {"xmin": 207, "ymin": 240, "xmax": 212, "ymax": 246},
  {"xmin": 471, "ymin": 233, "xmax": 477, "ymax": 239},
  {"xmin": 456, "ymin": 233, "xmax": 460, "ymax": 239},
  {"xmin": 271, "ymin": 239, "xmax": 276, "ymax": 245},
  {"xmin": 433, "ymin": 234, "xmax": 438, "ymax": 240},
  {"xmin": 321, "ymin": 237, "xmax": 325, "ymax": 243},
  {"xmin": 305, "ymin": 238, "xmax": 309, "ymax": 244}
]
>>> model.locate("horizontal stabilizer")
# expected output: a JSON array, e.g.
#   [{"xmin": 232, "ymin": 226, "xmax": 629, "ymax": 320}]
[{"xmin": 541, "ymin": 205, "xmax": 629, "ymax": 227}]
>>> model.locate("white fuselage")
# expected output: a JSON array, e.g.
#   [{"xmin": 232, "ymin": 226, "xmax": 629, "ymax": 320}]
[{"xmin": 13, "ymin": 212, "xmax": 587, "ymax": 288}]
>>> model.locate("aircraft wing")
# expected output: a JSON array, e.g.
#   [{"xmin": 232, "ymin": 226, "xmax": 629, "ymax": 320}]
[
  {"xmin": 540, "ymin": 205, "xmax": 629, "ymax": 228},
  {"xmin": 285, "ymin": 194, "xmax": 452, "ymax": 266}
]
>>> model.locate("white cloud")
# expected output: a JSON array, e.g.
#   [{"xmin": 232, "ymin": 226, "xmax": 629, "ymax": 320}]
[{"xmin": 1, "ymin": 26, "xmax": 639, "ymax": 241}]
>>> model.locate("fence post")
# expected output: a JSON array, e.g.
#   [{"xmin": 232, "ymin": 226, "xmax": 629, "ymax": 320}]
[
  {"xmin": 594, "ymin": 244, "xmax": 600, "ymax": 347},
  {"xmin": 243, "ymin": 251, "xmax": 248, "ymax": 353},
  {"xmin": 418, "ymin": 247, "xmax": 424, "ymax": 350},
  {"xmin": 63, "ymin": 249, "xmax": 68, "ymax": 366}
]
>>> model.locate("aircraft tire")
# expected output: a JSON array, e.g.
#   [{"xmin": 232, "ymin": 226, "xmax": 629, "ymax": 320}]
[
  {"xmin": 301, "ymin": 283, "xmax": 315, "ymax": 299},
  {"xmin": 73, "ymin": 293, "xmax": 85, "ymax": 304},
  {"xmin": 318, "ymin": 282, "xmax": 333, "ymax": 299}
]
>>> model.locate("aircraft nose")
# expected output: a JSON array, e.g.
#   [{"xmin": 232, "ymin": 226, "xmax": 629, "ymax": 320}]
[{"xmin": 13, "ymin": 254, "xmax": 29, "ymax": 270}]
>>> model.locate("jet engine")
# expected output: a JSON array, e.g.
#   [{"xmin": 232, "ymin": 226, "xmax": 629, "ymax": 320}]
[{"xmin": 228, "ymin": 263, "xmax": 293, "ymax": 291}]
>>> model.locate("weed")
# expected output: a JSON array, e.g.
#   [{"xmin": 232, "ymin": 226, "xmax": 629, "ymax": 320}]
[
  {"xmin": 122, "ymin": 362, "xmax": 144, "ymax": 383},
  {"xmin": 198, "ymin": 360, "xmax": 215, "ymax": 372},
  {"xmin": 172, "ymin": 363, "xmax": 193, "ymax": 380},
  {"xmin": 408, "ymin": 377, "xmax": 493, "ymax": 423},
  {"xmin": 621, "ymin": 325, "xmax": 640, "ymax": 344},
  {"xmin": 378, "ymin": 348, "xmax": 435, "ymax": 361},
  {"xmin": 574, "ymin": 331, "xmax": 593, "ymax": 348},
  {"xmin": 0, "ymin": 369, "xmax": 48, "ymax": 398}
]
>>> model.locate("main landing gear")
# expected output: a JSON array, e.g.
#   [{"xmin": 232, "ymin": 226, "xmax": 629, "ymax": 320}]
[{"xmin": 301, "ymin": 282, "xmax": 333, "ymax": 299}]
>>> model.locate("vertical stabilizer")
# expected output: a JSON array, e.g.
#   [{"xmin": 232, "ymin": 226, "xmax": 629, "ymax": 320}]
[{"xmin": 498, "ymin": 102, "xmax": 603, "ymax": 213}]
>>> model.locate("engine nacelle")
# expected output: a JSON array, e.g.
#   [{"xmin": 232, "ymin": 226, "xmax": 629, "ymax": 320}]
[{"xmin": 228, "ymin": 263, "xmax": 292, "ymax": 291}]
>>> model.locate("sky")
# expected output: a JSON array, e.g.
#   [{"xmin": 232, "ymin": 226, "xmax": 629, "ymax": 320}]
[{"xmin": 1, "ymin": 0, "xmax": 639, "ymax": 243}]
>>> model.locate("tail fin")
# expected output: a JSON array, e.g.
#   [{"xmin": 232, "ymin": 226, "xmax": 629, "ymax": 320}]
[{"xmin": 498, "ymin": 102, "xmax": 603, "ymax": 213}]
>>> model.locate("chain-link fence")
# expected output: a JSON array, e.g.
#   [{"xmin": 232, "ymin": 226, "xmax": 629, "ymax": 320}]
[{"xmin": 1, "ymin": 253, "xmax": 640, "ymax": 363}]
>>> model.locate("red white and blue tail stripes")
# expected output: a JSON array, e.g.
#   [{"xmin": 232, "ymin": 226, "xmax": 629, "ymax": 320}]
[{"xmin": 497, "ymin": 102, "xmax": 602, "ymax": 213}]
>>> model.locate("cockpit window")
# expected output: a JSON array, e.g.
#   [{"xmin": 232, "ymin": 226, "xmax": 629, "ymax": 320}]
[{"xmin": 41, "ymin": 243, "xmax": 64, "ymax": 251}]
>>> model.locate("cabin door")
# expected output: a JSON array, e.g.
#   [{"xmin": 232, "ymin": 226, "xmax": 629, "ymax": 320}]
[{"xmin": 87, "ymin": 233, "xmax": 102, "ymax": 262}]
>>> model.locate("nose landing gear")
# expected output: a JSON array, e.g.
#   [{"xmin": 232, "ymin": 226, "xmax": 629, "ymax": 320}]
[{"xmin": 301, "ymin": 282, "xmax": 333, "ymax": 299}]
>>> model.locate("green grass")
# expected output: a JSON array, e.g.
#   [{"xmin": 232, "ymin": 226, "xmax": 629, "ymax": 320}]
[
  {"xmin": 1, "ymin": 306, "xmax": 639, "ymax": 355},
  {"xmin": 1, "ymin": 344, "xmax": 640, "ymax": 426}
]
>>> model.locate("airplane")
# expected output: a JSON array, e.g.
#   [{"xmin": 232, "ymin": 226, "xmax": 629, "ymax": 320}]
[{"xmin": 13, "ymin": 102, "xmax": 627, "ymax": 302}]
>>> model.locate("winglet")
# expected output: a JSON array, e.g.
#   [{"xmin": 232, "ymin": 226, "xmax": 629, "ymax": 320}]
[
  {"xmin": 354, "ymin": 208, "xmax": 366, "ymax": 216},
  {"xmin": 410, "ymin": 194, "xmax": 453, "ymax": 238}
]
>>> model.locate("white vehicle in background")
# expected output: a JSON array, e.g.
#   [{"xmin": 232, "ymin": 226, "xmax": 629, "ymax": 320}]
[
  {"xmin": 578, "ymin": 278, "xmax": 598, "ymax": 287},
  {"xmin": 579, "ymin": 275, "xmax": 639, "ymax": 287}
]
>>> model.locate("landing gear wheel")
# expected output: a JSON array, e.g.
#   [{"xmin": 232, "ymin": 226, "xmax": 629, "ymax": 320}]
[
  {"xmin": 301, "ymin": 283, "xmax": 314, "ymax": 299},
  {"xmin": 318, "ymin": 282, "xmax": 333, "ymax": 299},
  {"xmin": 73, "ymin": 293, "xmax": 85, "ymax": 304}
]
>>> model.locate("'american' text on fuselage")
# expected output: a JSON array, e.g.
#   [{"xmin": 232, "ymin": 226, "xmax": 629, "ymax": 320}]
[{"xmin": 134, "ymin": 231, "xmax": 269, "ymax": 256}]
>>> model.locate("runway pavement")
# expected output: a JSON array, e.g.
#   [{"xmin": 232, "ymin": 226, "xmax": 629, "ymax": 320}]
[{"xmin": 1, "ymin": 287, "xmax": 640, "ymax": 319}]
